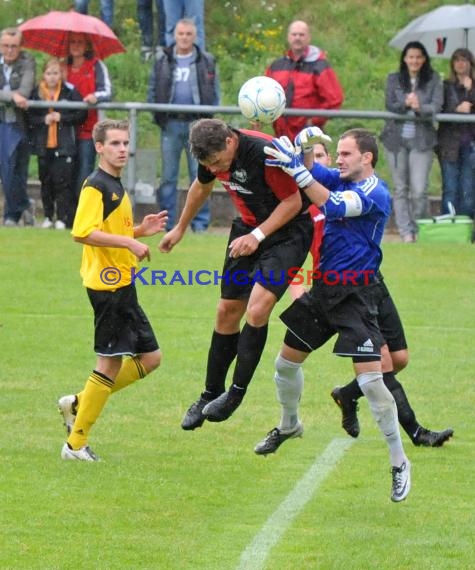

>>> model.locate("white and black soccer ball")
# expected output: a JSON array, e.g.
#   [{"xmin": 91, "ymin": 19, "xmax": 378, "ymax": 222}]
[{"xmin": 238, "ymin": 76, "xmax": 286, "ymax": 124}]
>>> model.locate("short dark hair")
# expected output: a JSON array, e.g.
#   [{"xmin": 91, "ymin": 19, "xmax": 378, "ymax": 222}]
[
  {"xmin": 340, "ymin": 128, "xmax": 379, "ymax": 167},
  {"xmin": 93, "ymin": 119, "xmax": 129, "ymax": 144},
  {"xmin": 189, "ymin": 118, "xmax": 234, "ymax": 161}
]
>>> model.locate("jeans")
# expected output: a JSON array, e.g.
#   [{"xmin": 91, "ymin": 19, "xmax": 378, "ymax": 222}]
[
  {"xmin": 73, "ymin": 138, "xmax": 97, "ymax": 197},
  {"xmin": 385, "ymin": 143, "xmax": 433, "ymax": 238},
  {"xmin": 137, "ymin": 0, "xmax": 166, "ymax": 48},
  {"xmin": 74, "ymin": 0, "xmax": 114, "ymax": 27},
  {"xmin": 158, "ymin": 119, "xmax": 210, "ymax": 231},
  {"xmin": 163, "ymin": 0, "xmax": 205, "ymax": 50},
  {"xmin": 439, "ymin": 145, "xmax": 475, "ymax": 217},
  {"xmin": 0, "ymin": 128, "xmax": 31, "ymax": 223}
]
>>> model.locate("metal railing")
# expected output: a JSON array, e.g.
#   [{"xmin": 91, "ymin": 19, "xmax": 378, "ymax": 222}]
[{"xmin": 3, "ymin": 99, "xmax": 475, "ymax": 204}]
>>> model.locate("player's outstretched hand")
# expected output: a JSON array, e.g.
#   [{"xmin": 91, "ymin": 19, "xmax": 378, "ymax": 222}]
[
  {"xmin": 294, "ymin": 127, "xmax": 332, "ymax": 154},
  {"xmin": 264, "ymin": 136, "xmax": 315, "ymax": 188}
]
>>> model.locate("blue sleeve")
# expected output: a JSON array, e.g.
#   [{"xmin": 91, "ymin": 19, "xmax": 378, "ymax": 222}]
[
  {"xmin": 321, "ymin": 182, "xmax": 391, "ymax": 220},
  {"xmin": 309, "ymin": 163, "xmax": 341, "ymax": 191}
]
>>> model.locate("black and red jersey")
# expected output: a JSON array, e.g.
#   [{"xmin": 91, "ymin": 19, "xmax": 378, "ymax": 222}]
[{"xmin": 197, "ymin": 128, "xmax": 310, "ymax": 226}]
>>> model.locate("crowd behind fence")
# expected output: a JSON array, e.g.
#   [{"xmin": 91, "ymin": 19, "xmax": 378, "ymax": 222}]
[{"xmin": 3, "ymin": 99, "xmax": 475, "ymax": 206}]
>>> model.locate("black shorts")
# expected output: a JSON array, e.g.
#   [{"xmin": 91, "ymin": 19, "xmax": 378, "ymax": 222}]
[
  {"xmin": 375, "ymin": 280, "xmax": 408, "ymax": 352},
  {"xmin": 281, "ymin": 281, "xmax": 384, "ymax": 359},
  {"xmin": 220, "ymin": 215, "xmax": 313, "ymax": 301},
  {"xmin": 87, "ymin": 283, "xmax": 159, "ymax": 357}
]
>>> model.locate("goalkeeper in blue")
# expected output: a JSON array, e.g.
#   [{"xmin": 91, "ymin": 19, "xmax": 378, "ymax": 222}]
[{"xmin": 257, "ymin": 128, "xmax": 411, "ymax": 502}]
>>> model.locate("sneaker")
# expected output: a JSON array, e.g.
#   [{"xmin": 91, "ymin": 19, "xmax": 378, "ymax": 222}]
[
  {"xmin": 391, "ymin": 460, "xmax": 411, "ymax": 502},
  {"xmin": 181, "ymin": 396, "xmax": 211, "ymax": 431},
  {"xmin": 254, "ymin": 422, "xmax": 304, "ymax": 455},
  {"xmin": 58, "ymin": 395, "xmax": 78, "ymax": 434},
  {"xmin": 412, "ymin": 426, "xmax": 454, "ymax": 447},
  {"xmin": 22, "ymin": 198, "xmax": 36, "ymax": 226},
  {"xmin": 54, "ymin": 220, "xmax": 66, "ymax": 230},
  {"xmin": 4, "ymin": 218, "xmax": 18, "ymax": 227},
  {"xmin": 41, "ymin": 217, "xmax": 54, "ymax": 229},
  {"xmin": 331, "ymin": 386, "xmax": 360, "ymax": 438},
  {"xmin": 61, "ymin": 442, "xmax": 99, "ymax": 462},
  {"xmin": 202, "ymin": 386, "xmax": 245, "ymax": 422}
]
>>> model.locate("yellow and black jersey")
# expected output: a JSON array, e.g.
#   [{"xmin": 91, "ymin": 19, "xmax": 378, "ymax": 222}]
[{"xmin": 72, "ymin": 167, "xmax": 136, "ymax": 291}]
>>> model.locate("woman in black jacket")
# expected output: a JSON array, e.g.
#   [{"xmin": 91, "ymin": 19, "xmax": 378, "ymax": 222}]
[
  {"xmin": 437, "ymin": 48, "xmax": 475, "ymax": 218},
  {"xmin": 27, "ymin": 58, "xmax": 87, "ymax": 228}
]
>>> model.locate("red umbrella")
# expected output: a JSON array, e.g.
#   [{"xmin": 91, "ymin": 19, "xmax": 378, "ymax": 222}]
[{"xmin": 18, "ymin": 10, "xmax": 126, "ymax": 60}]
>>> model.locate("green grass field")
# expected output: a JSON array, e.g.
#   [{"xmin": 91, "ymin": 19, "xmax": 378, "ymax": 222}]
[{"xmin": 1, "ymin": 228, "xmax": 474, "ymax": 569}]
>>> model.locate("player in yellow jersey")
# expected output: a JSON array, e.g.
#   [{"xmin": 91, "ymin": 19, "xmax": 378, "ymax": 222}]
[{"xmin": 58, "ymin": 119, "xmax": 168, "ymax": 461}]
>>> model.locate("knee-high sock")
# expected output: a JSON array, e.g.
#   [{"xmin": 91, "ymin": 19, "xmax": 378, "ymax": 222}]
[
  {"xmin": 357, "ymin": 371, "xmax": 406, "ymax": 466},
  {"xmin": 75, "ymin": 357, "xmax": 147, "ymax": 406},
  {"xmin": 340, "ymin": 377, "xmax": 364, "ymax": 401},
  {"xmin": 274, "ymin": 353, "xmax": 304, "ymax": 430},
  {"xmin": 204, "ymin": 331, "xmax": 240, "ymax": 396},
  {"xmin": 67, "ymin": 371, "xmax": 113, "ymax": 450},
  {"xmin": 231, "ymin": 323, "xmax": 268, "ymax": 390},
  {"xmin": 383, "ymin": 372, "xmax": 420, "ymax": 439},
  {"xmin": 111, "ymin": 356, "xmax": 147, "ymax": 393}
]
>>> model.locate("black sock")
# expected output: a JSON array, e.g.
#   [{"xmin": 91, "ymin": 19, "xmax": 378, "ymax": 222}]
[
  {"xmin": 340, "ymin": 378, "xmax": 363, "ymax": 401},
  {"xmin": 231, "ymin": 323, "xmax": 268, "ymax": 390},
  {"xmin": 383, "ymin": 371, "xmax": 420, "ymax": 438},
  {"xmin": 204, "ymin": 331, "xmax": 240, "ymax": 397}
]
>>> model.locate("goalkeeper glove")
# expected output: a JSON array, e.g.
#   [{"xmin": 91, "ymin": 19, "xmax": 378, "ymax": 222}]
[
  {"xmin": 294, "ymin": 126, "xmax": 332, "ymax": 154},
  {"xmin": 264, "ymin": 136, "xmax": 315, "ymax": 188}
]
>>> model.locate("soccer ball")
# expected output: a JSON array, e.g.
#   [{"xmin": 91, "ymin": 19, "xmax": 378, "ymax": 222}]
[{"xmin": 238, "ymin": 76, "xmax": 286, "ymax": 124}]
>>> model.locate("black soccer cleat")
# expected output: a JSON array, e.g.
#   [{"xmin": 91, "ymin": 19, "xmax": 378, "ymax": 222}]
[
  {"xmin": 202, "ymin": 386, "xmax": 245, "ymax": 422},
  {"xmin": 254, "ymin": 422, "xmax": 304, "ymax": 455},
  {"xmin": 412, "ymin": 426, "xmax": 454, "ymax": 447},
  {"xmin": 181, "ymin": 396, "xmax": 210, "ymax": 431},
  {"xmin": 331, "ymin": 386, "xmax": 360, "ymax": 438}
]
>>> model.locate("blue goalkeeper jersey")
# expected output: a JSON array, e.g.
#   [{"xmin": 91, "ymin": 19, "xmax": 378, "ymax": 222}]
[{"xmin": 309, "ymin": 163, "xmax": 391, "ymax": 280}]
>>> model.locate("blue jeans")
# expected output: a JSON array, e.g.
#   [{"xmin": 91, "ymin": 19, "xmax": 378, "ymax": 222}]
[
  {"xmin": 0, "ymin": 128, "xmax": 31, "ymax": 222},
  {"xmin": 74, "ymin": 0, "xmax": 114, "ymax": 27},
  {"xmin": 137, "ymin": 0, "xmax": 166, "ymax": 47},
  {"xmin": 439, "ymin": 145, "xmax": 475, "ymax": 217},
  {"xmin": 73, "ymin": 139, "xmax": 97, "ymax": 197},
  {"xmin": 162, "ymin": 0, "xmax": 205, "ymax": 49},
  {"xmin": 158, "ymin": 119, "xmax": 210, "ymax": 231}
]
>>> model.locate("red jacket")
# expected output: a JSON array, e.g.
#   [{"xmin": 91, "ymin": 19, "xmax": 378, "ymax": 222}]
[{"xmin": 266, "ymin": 45, "xmax": 344, "ymax": 140}]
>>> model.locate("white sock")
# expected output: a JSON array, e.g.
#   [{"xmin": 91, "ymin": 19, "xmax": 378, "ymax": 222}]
[
  {"xmin": 274, "ymin": 353, "xmax": 304, "ymax": 431},
  {"xmin": 357, "ymin": 371, "xmax": 406, "ymax": 467}
]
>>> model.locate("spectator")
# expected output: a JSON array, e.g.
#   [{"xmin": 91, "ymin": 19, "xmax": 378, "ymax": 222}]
[
  {"xmin": 163, "ymin": 0, "xmax": 205, "ymax": 50},
  {"xmin": 380, "ymin": 41, "xmax": 443, "ymax": 243},
  {"xmin": 147, "ymin": 18, "xmax": 219, "ymax": 232},
  {"xmin": 73, "ymin": 0, "xmax": 114, "ymax": 29},
  {"xmin": 58, "ymin": 119, "xmax": 168, "ymax": 461},
  {"xmin": 26, "ymin": 58, "xmax": 87, "ymax": 230},
  {"xmin": 65, "ymin": 32, "xmax": 112, "ymax": 218},
  {"xmin": 137, "ymin": 0, "xmax": 166, "ymax": 62},
  {"xmin": 158, "ymin": 118, "xmax": 313, "ymax": 429},
  {"xmin": 0, "ymin": 27, "xmax": 36, "ymax": 226},
  {"xmin": 265, "ymin": 20, "xmax": 344, "ymax": 140},
  {"xmin": 437, "ymin": 47, "xmax": 475, "ymax": 218}
]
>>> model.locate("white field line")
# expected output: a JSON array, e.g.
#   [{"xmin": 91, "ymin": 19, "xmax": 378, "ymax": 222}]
[{"xmin": 236, "ymin": 437, "xmax": 355, "ymax": 570}]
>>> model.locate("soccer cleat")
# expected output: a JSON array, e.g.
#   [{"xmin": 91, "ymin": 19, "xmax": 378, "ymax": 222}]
[
  {"xmin": 412, "ymin": 426, "xmax": 454, "ymax": 447},
  {"xmin": 202, "ymin": 386, "xmax": 245, "ymax": 422},
  {"xmin": 61, "ymin": 443, "xmax": 100, "ymax": 462},
  {"xmin": 181, "ymin": 396, "xmax": 210, "ymax": 431},
  {"xmin": 331, "ymin": 386, "xmax": 360, "ymax": 438},
  {"xmin": 391, "ymin": 460, "xmax": 411, "ymax": 502},
  {"xmin": 58, "ymin": 395, "xmax": 78, "ymax": 435},
  {"xmin": 254, "ymin": 422, "xmax": 304, "ymax": 455}
]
